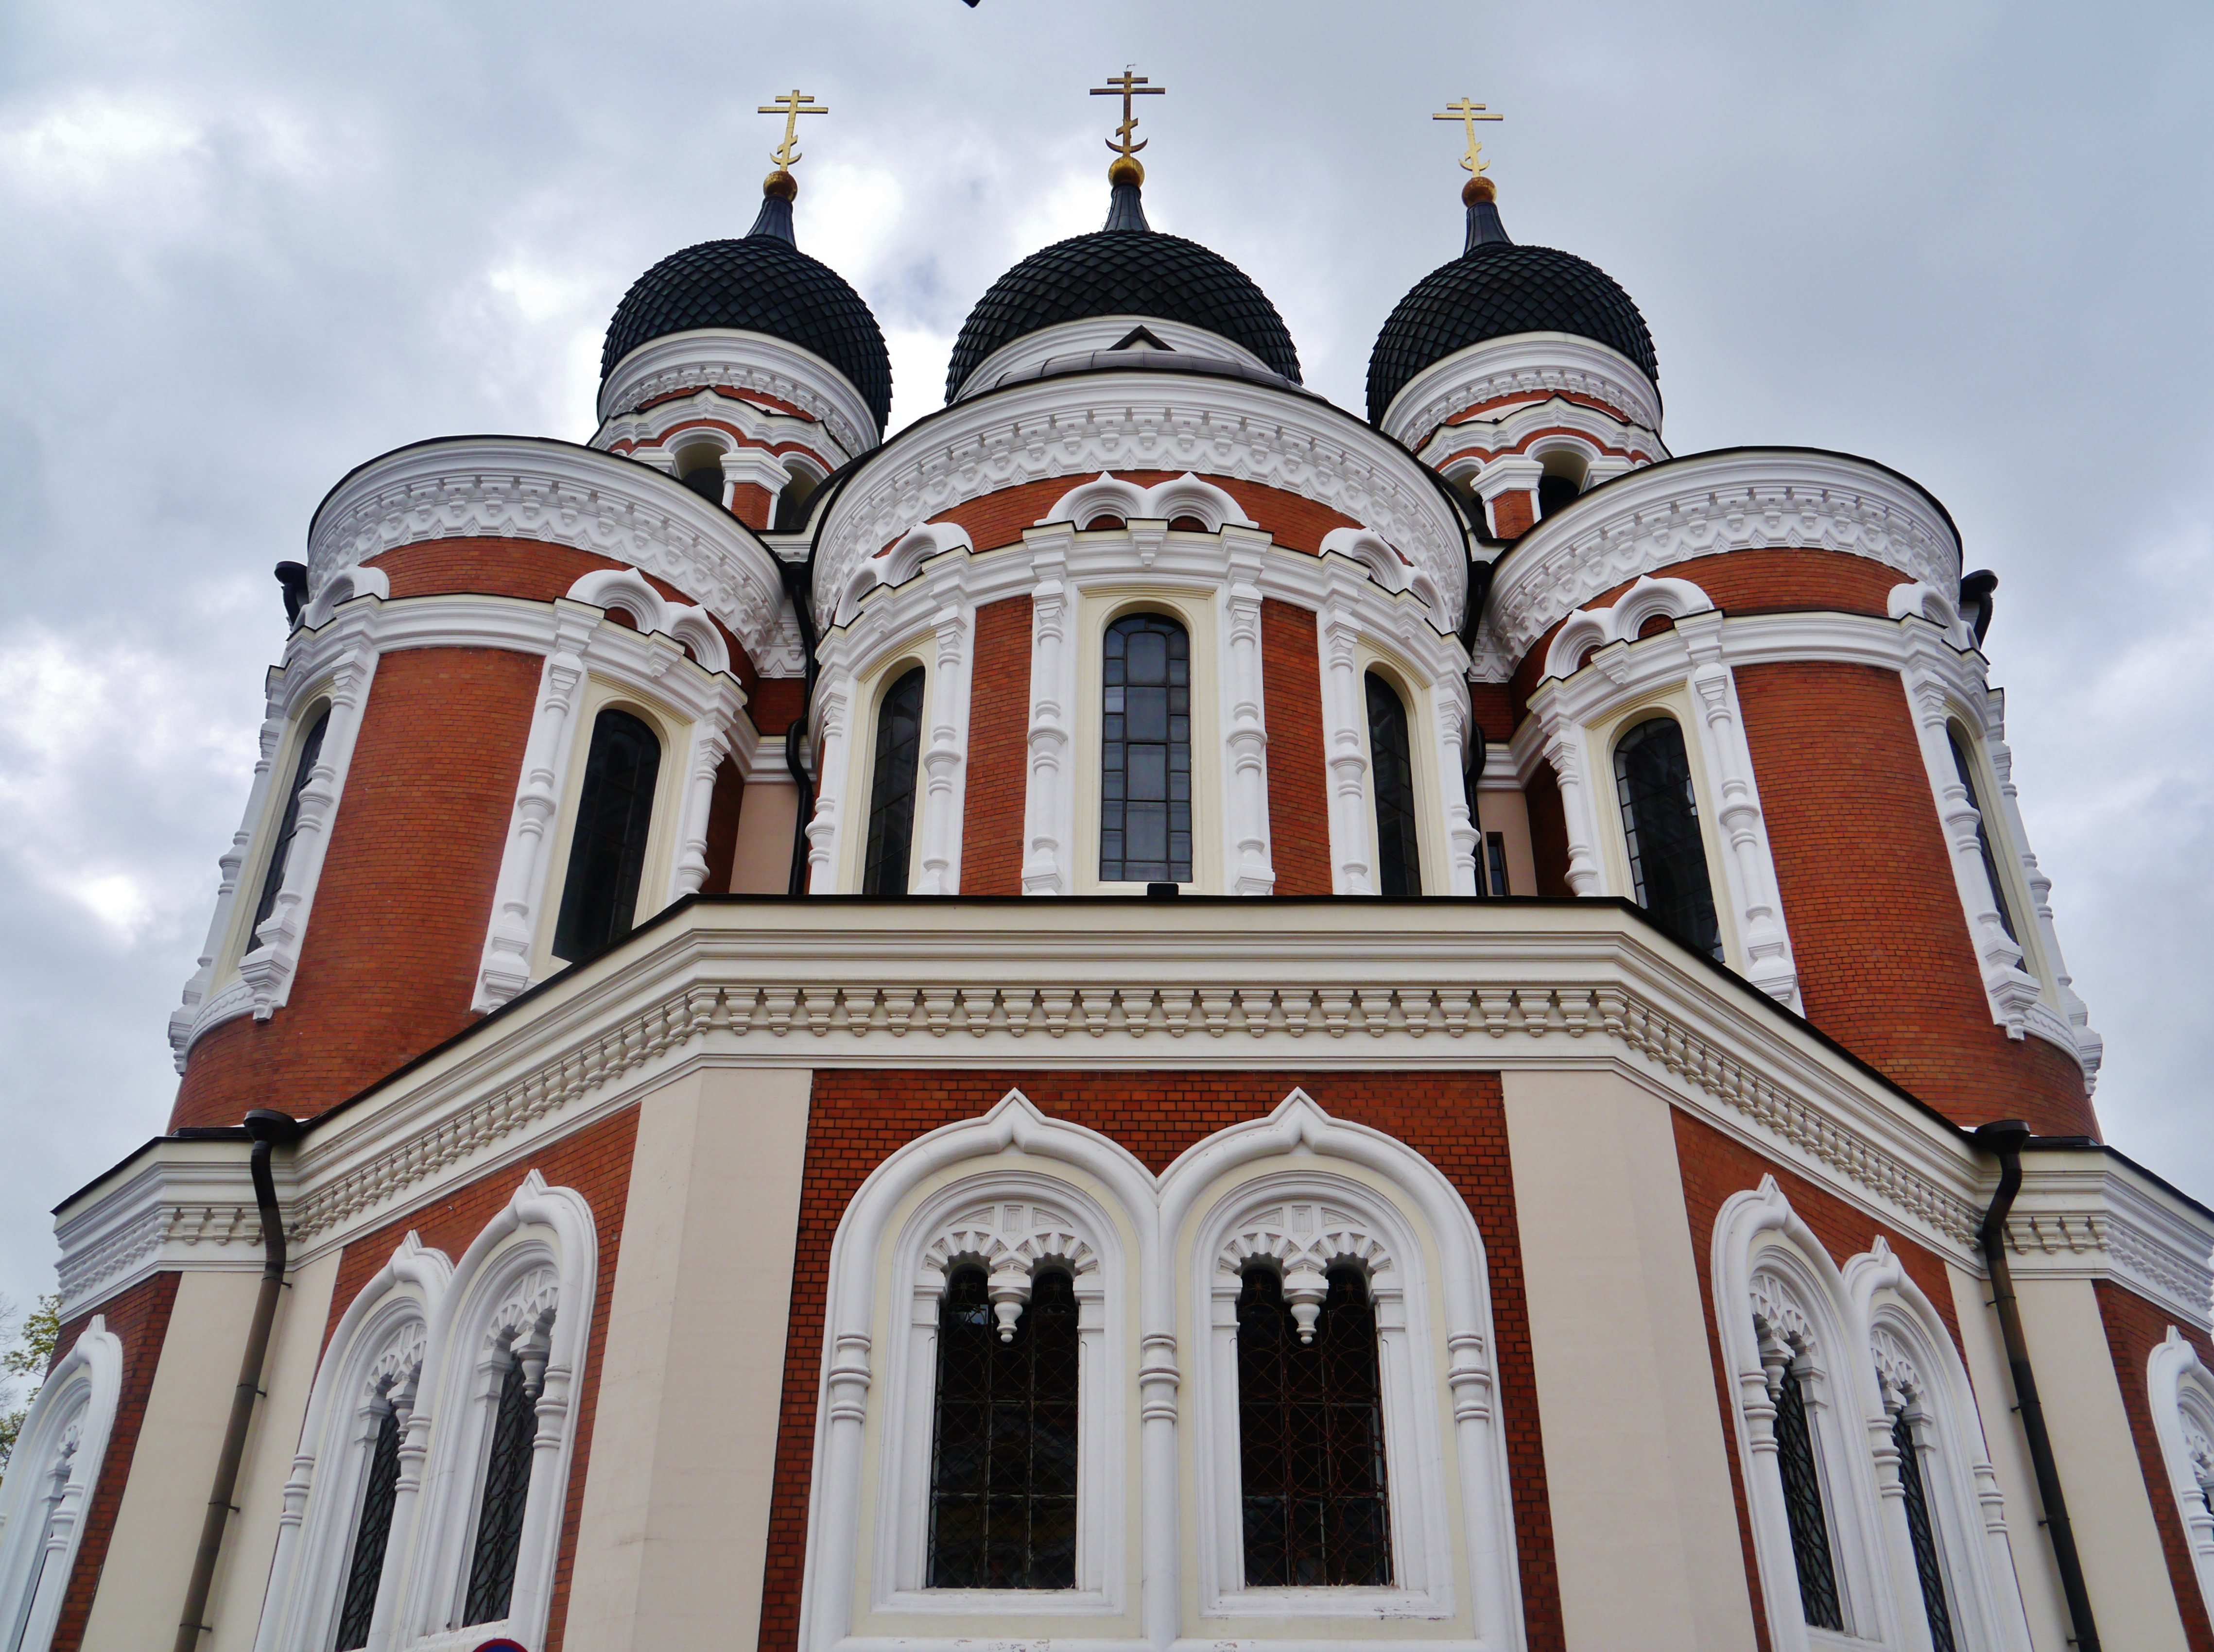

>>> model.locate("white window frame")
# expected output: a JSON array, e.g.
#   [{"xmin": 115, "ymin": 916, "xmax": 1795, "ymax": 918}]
[
  {"xmin": 2148, "ymin": 1326, "xmax": 2214, "ymax": 1624},
  {"xmin": 836, "ymin": 646, "xmax": 933, "ymax": 895},
  {"xmin": 0, "ymin": 1318, "xmax": 122, "ymax": 1652},
  {"xmin": 254, "ymin": 1232, "xmax": 451, "ymax": 1652}
]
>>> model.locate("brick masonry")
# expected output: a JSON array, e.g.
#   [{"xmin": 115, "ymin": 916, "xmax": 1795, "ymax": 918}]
[
  {"xmin": 172, "ymin": 645, "xmax": 542, "ymax": 1130},
  {"xmin": 958, "ymin": 595, "xmax": 1035, "ymax": 894},
  {"xmin": 1258, "ymin": 599, "xmax": 1331, "ymax": 895},
  {"xmin": 755, "ymin": 1070, "xmax": 1567, "ymax": 1652},
  {"xmin": 2093, "ymin": 1278, "xmax": 2214, "ymax": 1652}
]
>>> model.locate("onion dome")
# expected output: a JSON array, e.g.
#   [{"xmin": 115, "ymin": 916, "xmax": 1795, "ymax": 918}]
[
  {"xmin": 945, "ymin": 165, "xmax": 1300, "ymax": 402},
  {"xmin": 602, "ymin": 173, "xmax": 893, "ymax": 433},
  {"xmin": 1366, "ymin": 177, "xmax": 1656, "ymax": 425}
]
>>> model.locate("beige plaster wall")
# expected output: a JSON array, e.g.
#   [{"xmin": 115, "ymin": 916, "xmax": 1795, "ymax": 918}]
[
  {"xmin": 1503, "ymin": 1069, "xmax": 1758, "ymax": 1652},
  {"xmin": 1475, "ymin": 784, "xmax": 1535, "ymax": 896},
  {"xmin": 565, "ymin": 1064, "xmax": 813, "ymax": 1650},
  {"xmin": 729, "ymin": 774, "xmax": 799, "ymax": 894}
]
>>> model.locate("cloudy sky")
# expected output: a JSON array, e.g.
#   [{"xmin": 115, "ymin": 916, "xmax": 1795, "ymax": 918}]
[{"xmin": 1, "ymin": 0, "xmax": 2209, "ymax": 1316}]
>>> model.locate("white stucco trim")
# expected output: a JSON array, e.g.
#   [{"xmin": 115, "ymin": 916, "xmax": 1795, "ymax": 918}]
[
  {"xmin": 2147, "ymin": 1328, "xmax": 2214, "ymax": 1624},
  {"xmin": 596, "ymin": 328, "xmax": 879, "ymax": 459},
  {"xmin": 954, "ymin": 316, "xmax": 1277, "ymax": 401},
  {"xmin": 0, "ymin": 1318, "xmax": 123, "ymax": 1652},
  {"xmin": 1381, "ymin": 331, "xmax": 1663, "ymax": 453}
]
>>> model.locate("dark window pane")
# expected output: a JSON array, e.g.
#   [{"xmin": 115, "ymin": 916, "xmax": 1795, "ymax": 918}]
[
  {"xmin": 333, "ymin": 1399, "xmax": 402, "ymax": 1649},
  {"xmin": 1365, "ymin": 673, "xmax": 1422, "ymax": 897},
  {"xmin": 864, "ymin": 667, "xmax": 926, "ymax": 895},
  {"xmin": 1770, "ymin": 1349, "xmax": 1843, "ymax": 1631},
  {"xmin": 463, "ymin": 1344, "xmax": 540, "ymax": 1625},
  {"xmin": 928, "ymin": 1268, "xmax": 1081, "ymax": 1589},
  {"xmin": 1948, "ymin": 727, "xmax": 2019, "ymax": 945},
  {"xmin": 1895, "ymin": 1409, "xmax": 1956, "ymax": 1652},
  {"xmin": 1100, "ymin": 613, "xmax": 1193, "ymax": 884},
  {"xmin": 251, "ymin": 708, "xmax": 331, "ymax": 936},
  {"xmin": 552, "ymin": 709, "xmax": 661, "ymax": 962},
  {"xmin": 1613, "ymin": 718, "xmax": 1723, "ymax": 961},
  {"xmin": 1236, "ymin": 1267, "xmax": 1392, "ymax": 1587}
]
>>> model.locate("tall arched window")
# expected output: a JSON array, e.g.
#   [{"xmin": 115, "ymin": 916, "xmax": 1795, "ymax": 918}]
[
  {"xmin": 552, "ymin": 708, "xmax": 661, "ymax": 962},
  {"xmin": 332, "ymin": 1372, "xmax": 410, "ymax": 1649},
  {"xmin": 1613, "ymin": 717, "xmax": 1722, "ymax": 961},
  {"xmin": 1887, "ymin": 1399, "xmax": 1955, "ymax": 1651},
  {"xmin": 1365, "ymin": 672, "xmax": 1421, "ymax": 897},
  {"xmin": 462, "ymin": 1313, "xmax": 550, "ymax": 1626},
  {"xmin": 1100, "ymin": 613, "xmax": 1191, "ymax": 885},
  {"xmin": 864, "ymin": 667, "xmax": 925, "ymax": 896},
  {"xmin": 251, "ymin": 706, "xmax": 331, "ymax": 935},
  {"xmin": 1758, "ymin": 1313, "xmax": 1844, "ymax": 1631},
  {"xmin": 1235, "ymin": 1263, "xmax": 1392, "ymax": 1588},
  {"xmin": 1947, "ymin": 725, "xmax": 2018, "ymax": 944},
  {"xmin": 926, "ymin": 1265, "xmax": 1080, "ymax": 1589}
]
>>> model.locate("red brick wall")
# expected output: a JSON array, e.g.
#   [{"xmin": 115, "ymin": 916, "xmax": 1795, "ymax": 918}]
[
  {"xmin": 1669, "ymin": 1108, "xmax": 1970, "ymax": 1652},
  {"xmin": 2093, "ymin": 1278, "xmax": 2214, "ymax": 1652},
  {"xmin": 915, "ymin": 473, "xmax": 1362, "ymax": 557},
  {"xmin": 749, "ymin": 677, "xmax": 806, "ymax": 738},
  {"xmin": 319, "ymin": 1106, "xmax": 640, "ymax": 1652},
  {"xmin": 1734, "ymin": 660, "xmax": 2095, "ymax": 1136},
  {"xmin": 1260, "ymin": 599, "xmax": 1332, "ymax": 895},
  {"xmin": 756, "ymin": 1071, "xmax": 1566, "ymax": 1652},
  {"xmin": 51, "ymin": 1270, "xmax": 181, "ymax": 1652},
  {"xmin": 959, "ymin": 596, "xmax": 1034, "ymax": 894},
  {"xmin": 1491, "ymin": 491, "xmax": 1536, "ymax": 540},
  {"xmin": 172, "ymin": 646, "xmax": 542, "ymax": 1129},
  {"xmin": 730, "ymin": 482, "xmax": 774, "ymax": 530}
]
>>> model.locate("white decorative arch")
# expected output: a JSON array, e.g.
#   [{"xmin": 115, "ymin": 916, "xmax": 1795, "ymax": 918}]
[
  {"xmin": 1037, "ymin": 471, "xmax": 1258, "ymax": 534},
  {"xmin": 2149, "ymin": 1327, "xmax": 2214, "ymax": 1622},
  {"xmin": 0, "ymin": 1318, "xmax": 122, "ymax": 1652},
  {"xmin": 1542, "ymin": 574, "xmax": 1715, "ymax": 682},
  {"xmin": 387, "ymin": 1171, "xmax": 597, "ymax": 1652},
  {"xmin": 1886, "ymin": 580, "xmax": 1977, "ymax": 653},
  {"xmin": 1318, "ymin": 525, "xmax": 1410, "ymax": 593},
  {"xmin": 300, "ymin": 565, "xmax": 391, "ymax": 631},
  {"xmin": 253, "ymin": 1232, "xmax": 452, "ymax": 1652},
  {"xmin": 565, "ymin": 567, "xmax": 731, "ymax": 676},
  {"xmin": 882, "ymin": 521, "xmax": 976, "ymax": 590}
]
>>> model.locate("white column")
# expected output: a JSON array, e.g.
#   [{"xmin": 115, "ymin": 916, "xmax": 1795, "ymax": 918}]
[
  {"xmin": 1528, "ymin": 689, "xmax": 1606, "ymax": 896},
  {"xmin": 668, "ymin": 685, "xmax": 742, "ymax": 900},
  {"xmin": 1219, "ymin": 532, "xmax": 1275, "ymax": 895},
  {"xmin": 804, "ymin": 681, "xmax": 852, "ymax": 893},
  {"xmin": 171, "ymin": 704, "xmax": 287, "ymax": 1065},
  {"xmin": 1985, "ymin": 715, "xmax": 2102, "ymax": 1073},
  {"xmin": 1431, "ymin": 679, "xmax": 1481, "ymax": 895},
  {"xmin": 1316, "ymin": 570, "xmax": 1373, "ymax": 894},
  {"xmin": 1021, "ymin": 534, "xmax": 1074, "ymax": 895},
  {"xmin": 808, "ymin": 1329, "xmax": 874, "ymax": 1652},
  {"xmin": 1138, "ymin": 1329, "xmax": 1181, "ymax": 1650},
  {"xmin": 916, "ymin": 562, "xmax": 975, "ymax": 895}
]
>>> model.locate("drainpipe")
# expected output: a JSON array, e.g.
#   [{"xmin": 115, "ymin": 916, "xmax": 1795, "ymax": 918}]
[
  {"xmin": 1974, "ymin": 1119, "xmax": 2101, "ymax": 1651},
  {"xmin": 174, "ymin": 1107, "xmax": 301, "ymax": 1652}
]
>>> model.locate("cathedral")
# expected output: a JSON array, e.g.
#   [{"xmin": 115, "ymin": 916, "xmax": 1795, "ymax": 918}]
[{"xmin": 10, "ymin": 80, "xmax": 2213, "ymax": 1652}]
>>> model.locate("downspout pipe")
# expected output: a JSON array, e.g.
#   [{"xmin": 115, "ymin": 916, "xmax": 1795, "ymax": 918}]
[
  {"xmin": 175, "ymin": 1107, "xmax": 301, "ymax": 1652},
  {"xmin": 1974, "ymin": 1119, "xmax": 2101, "ymax": 1652}
]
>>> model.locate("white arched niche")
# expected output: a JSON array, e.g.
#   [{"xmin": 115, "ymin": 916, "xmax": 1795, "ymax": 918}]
[
  {"xmin": 0, "ymin": 1317, "xmax": 122, "ymax": 1652},
  {"xmin": 253, "ymin": 1231, "xmax": 451, "ymax": 1652},
  {"xmin": 2149, "ymin": 1326, "xmax": 2214, "ymax": 1624}
]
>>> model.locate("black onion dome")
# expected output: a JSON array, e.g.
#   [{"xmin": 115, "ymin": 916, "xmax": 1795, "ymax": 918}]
[
  {"xmin": 1366, "ymin": 192, "xmax": 1656, "ymax": 426},
  {"xmin": 601, "ymin": 193, "xmax": 892, "ymax": 433},
  {"xmin": 945, "ymin": 180, "xmax": 1300, "ymax": 402}
]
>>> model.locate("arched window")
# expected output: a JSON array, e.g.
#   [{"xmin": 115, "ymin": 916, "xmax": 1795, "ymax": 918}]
[
  {"xmin": 773, "ymin": 462, "xmax": 823, "ymax": 532},
  {"xmin": 674, "ymin": 441, "xmax": 725, "ymax": 505},
  {"xmin": 1365, "ymin": 672, "xmax": 1421, "ymax": 897},
  {"xmin": 552, "ymin": 708, "xmax": 661, "ymax": 962},
  {"xmin": 251, "ymin": 706, "xmax": 331, "ymax": 936},
  {"xmin": 1947, "ymin": 725, "xmax": 2018, "ymax": 944},
  {"xmin": 864, "ymin": 667, "xmax": 925, "ymax": 896},
  {"xmin": 926, "ymin": 1264, "xmax": 1081, "ymax": 1589},
  {"xmin": 2147, "ymin": 1329, "xmax": 2214, "ymax": 1623},
  {"xmin": 1614, "ymin": 717, "xmax": 1722, "ymax": 961},
  {"xmin": 1235, "ymin": 1263, "xmax": 1392, "ymax": 1588},
  {"xmin": 463, "ymin": 1310, "xmax": 551, "ymax": 1625},
  {"xmin": 0, "ymin": 1319, "xmax": 121, "ymax": 1652},
  {"xmin": 1100, "ymin": 613, "xmax": 1191, "ymax": 885},
  {"xmin": 1757, "ymin": 1311, "xmax": 1844, "ymax": 1631},
  {"xmin": 1886, "ymin": 1395, "xmax": 1955, "ymax": 1650},
  {"xmin": 332, "ymin": 1370, "xmax": 410, "ymax": 1650}
]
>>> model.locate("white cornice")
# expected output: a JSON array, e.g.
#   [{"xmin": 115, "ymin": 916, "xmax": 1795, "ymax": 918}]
[
  {"xmin": 1382, "ymin": 332, "xmax": 1663, "ymax": 453},
  {"xmin": 815, "ymin": 371, "xmax": 1472, "ymax": 634},
  {"xmin": 953, "ymin": 315, "xmax": 1275, "ymax": 401},
  {"xmin": 1418, "ymin": 396, "xmax": 1666, "ymax": 475},
  {"xmin": 1485, "ymin": 448, "xmax": 1962, "ymax": 669},
  {"xmin": 591, "ymin": 384, "xmax": 853, "ymax": 475},
  {"xmin": 304, "ymin": 435, "xmax": 788, "ymax": 657},
  {"xmin": 596, "ymin": 328, "xmax": 879, "ymax": 457},
  {"xmin": 2003, "ymin": 1148, "xmax": 2214, "ymax": 1325}
]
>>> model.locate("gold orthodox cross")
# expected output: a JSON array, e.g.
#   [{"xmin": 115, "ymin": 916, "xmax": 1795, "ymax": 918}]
[
  {"xmin": 1091, "ymin": 69, "xmax": 1165, "ymax": 158},
  {"xmin": 758, "ymin": 89, "xmax": 828, "ymax": 172},
  {"xmin": 1433, "ymin": 97, "xmax": 1503, "ymax": 176}
]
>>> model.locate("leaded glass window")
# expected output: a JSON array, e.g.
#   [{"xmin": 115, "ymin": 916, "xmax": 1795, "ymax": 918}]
[
  {"xmin": 334, "ymin": 1399, "xmax": 402, "ymax": 1649},
  {"xmin": 552, "ymin": 708, "xmax": 661, "ymax": 962},
  {"xmin": 1893, "ymin": 1408, "xmax": 1956, "ymax": 1652},
  {"xmin": 1100, "ymin": 614, "xmax": 1191, "ymax": 884},
  {"xmin": 250, "ymin": 706, "xmax": 331, "ymax": 935},
  {"xmin": 1770, "ymin": 1351, "xmax": 1843, "ymax": 1632},
  {"xmin": 461, "ymin": 1348, "xmax": 539, "ymax": 1626},
  {"xmin": 1948, "ymin": 727, "xmax": 2019, "ymax": 945},
  {"xmin": 1236, "ymin": 1265, "xmax": 1392, "ymax": 1588},
  {"xmin": 1365, "ymin": 672, "xmax": 1421, "ymax": 897},
  {"xmin": 926, "ymin": 1266, "xmax": 1080, "ymax": 1589},
  {"xmin": 864, "ymin": 667, "xmax": 925, "ymax": 895},
  {"xmin": 1614, "ymin": 717, "xmax": 1723, "ymax": 962}
]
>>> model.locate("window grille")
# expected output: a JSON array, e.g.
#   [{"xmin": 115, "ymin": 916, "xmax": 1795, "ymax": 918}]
[
  {"xmin": 251, "ymin": 707, "xmax": 331, "ymax": 934},
  {"xmin": 1947, "ymin": 727, "xmax": 2019, "ymax": 945},
  {"xmin": 1485, "ymin": 832, "xmax": 1510, "ymax": 899},
  {"xmin": 461, "ymin": 1350, "xmax": 539, "ymax": 1626},
  {"xmin": 1770, "ymin": 1353, "xmax": 1843, "ymax": 1631},
  {"xmin": 1613, "ymin": 717, "xmax": 1723, "ymax": 961},
  {"xmin": 1100, "ymin": 614, "xmax": 1191, "ymax": 884},
  {"xmin": 333, "ymin": 1401, "xmax": 402, "ymax": 1649},
  {"xmin": 552, "ymin": 708, "xmax": 661, "ymax": 962},
  {"xmin": 926, "ymin": 1266, "xmax": 1080, "ymax": 1589},
  {"xmin": 864, "ymin": 667, "xmax": 925, "ymax": 895},
  {"xmin": 1365, "ymin": 673, "xmax": 1421, "ymax": 897},
  {"xmin": 1236, "ymin": 1265, "xmax": 1392, "ymax": 1588},
  {"xmin": 1893, "ymin": 1408, "xmax": 1956, "ymax": 1652}
]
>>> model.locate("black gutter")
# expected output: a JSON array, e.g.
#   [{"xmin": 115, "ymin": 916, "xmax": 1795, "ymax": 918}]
[
  {"xmin": 1974, "ymin": 1119, "xmax": 2100, "ymax": 1652},
  {"xmin": 174, "ymin": 1107, "xmax": 301, "ymax": 1652}
]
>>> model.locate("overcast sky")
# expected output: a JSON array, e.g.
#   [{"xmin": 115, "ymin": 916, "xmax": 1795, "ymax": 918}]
[{"xmin": 1, "ymin": 0, "xmax": 2209, "ymax": 1317}]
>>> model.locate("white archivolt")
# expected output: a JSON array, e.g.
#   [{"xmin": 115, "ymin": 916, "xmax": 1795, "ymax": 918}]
[{"xmin": 0, "ymin": 1319, "xmax": 122, "ymax": 1652}]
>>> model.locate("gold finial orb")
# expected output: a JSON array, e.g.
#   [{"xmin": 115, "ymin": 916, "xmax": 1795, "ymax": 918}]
[
  {"xmin": 1463, "ymin": 174, "xmax": 1496, "ymax": 206},
  {"xmin": 764, "ymin": 168, "xmax": 798, "ymax": 201},
  {"xmin": 1108, "ymin": 154, "xmax": 1145, "ymax": 187}
]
